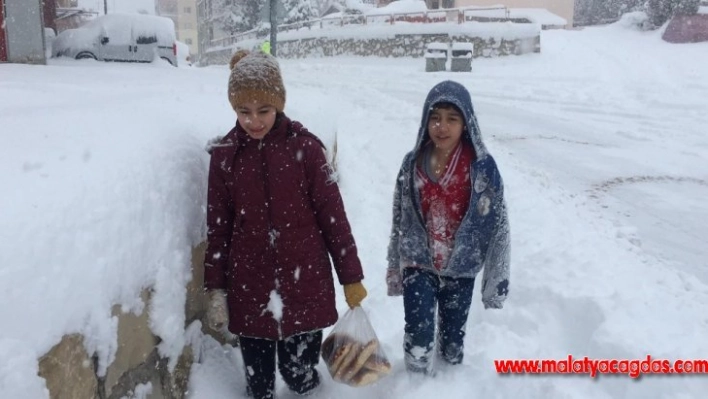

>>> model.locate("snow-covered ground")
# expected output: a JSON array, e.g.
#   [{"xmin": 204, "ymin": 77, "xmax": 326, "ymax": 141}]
[{"xmin": 1, "ymin": 20, "xmax": 707, "ymax": 399}]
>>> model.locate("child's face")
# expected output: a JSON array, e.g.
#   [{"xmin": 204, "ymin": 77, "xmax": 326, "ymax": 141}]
[
  {"xmin": 235, "ymin": 102, "xmax": 277, "ymax": 140},
  {"xmin": 427, "ymin": 106, "xmax": 464, "ymax": 152}
]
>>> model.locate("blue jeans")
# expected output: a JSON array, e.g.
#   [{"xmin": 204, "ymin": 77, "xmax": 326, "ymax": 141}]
[{"xmin": 403, "ymin": 268, "xmax": 474, "ymax": 374}]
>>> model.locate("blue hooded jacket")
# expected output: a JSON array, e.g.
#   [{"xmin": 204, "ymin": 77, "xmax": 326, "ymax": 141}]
[{"xmin": 387, "ymin": 81, "xmax": 510, "ymax": 309}]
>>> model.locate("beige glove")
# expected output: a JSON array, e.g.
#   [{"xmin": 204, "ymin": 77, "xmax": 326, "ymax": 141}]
[
  {"xmin": 343, "ymin": 282, "xmax": 368, "ymax": 308},
  {"xmin": 206, "ymin": 289, "xmax": 229, "ymax": 331}
]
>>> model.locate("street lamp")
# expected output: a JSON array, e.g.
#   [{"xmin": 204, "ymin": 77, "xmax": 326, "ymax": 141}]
[{"xmin": 269, "ymin": 0, "xmax": 277, "ymax": 56}]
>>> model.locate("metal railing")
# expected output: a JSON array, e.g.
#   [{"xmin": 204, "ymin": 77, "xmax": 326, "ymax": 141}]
[{"xmin": 207, "ymin": 6, "xmax": 510, "ymax": 49}]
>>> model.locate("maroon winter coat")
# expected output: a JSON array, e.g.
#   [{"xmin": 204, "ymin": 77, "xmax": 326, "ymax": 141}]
[{"xmin": 204, "ymin": 114, "xmax": 364, "ymax": 340}]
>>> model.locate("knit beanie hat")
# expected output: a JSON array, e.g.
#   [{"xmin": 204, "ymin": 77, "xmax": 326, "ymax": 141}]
[{"xmin": 227, "ymin": 50, "xmax": 286, "ymax": 112}]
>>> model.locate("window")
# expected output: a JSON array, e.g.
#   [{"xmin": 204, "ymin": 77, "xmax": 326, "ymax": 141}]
[
  {"xmin": 185, "ymin": 38, "xmax": 193, "ymax": 45},
  {"xmin": 430, "ymin": 0, "xmax": 440, "ymax": 10},
  {"xmin": 184, "ymin": 7, "xmax": 192, "ymax": 13},
  {"xmin": 136, "ymin": 35, "xmax": 158, "ymax": 44},
  {"xmin": 442, "ymin": 0, "xmax": 454, "ymax": 9}
]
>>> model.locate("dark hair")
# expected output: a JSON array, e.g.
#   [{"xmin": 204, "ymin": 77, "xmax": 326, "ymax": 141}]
[{"xmin": 430, "ymin": 102, "xmax": 462, "ymax": 115}]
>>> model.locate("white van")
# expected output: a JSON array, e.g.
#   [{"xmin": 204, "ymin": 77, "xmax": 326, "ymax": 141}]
[{"xmin": 53, "ymin": 13, "xmax": 178, "ymax": 66}]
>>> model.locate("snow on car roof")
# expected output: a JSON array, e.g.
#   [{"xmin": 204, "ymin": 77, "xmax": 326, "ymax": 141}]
[{"xmin": 84, "ymin": 13, "xmax": 176, "ymax": 44}]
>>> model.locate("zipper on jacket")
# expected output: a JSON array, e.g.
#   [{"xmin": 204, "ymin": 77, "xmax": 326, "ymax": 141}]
[
  {"xmin": 258, "ymin": 141, "xmax": 277, "ymax": 246},
  {"xmin": 258, "ymin": 138, "xmax": 282, "ymax": 340}
]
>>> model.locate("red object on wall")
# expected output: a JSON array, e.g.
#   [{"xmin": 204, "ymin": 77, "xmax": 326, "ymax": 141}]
[
  {"xmin": 0, "ymin": 0, "xmax": 7, "ymax": 62},
  {"xmin": 663, "ymin": 14, "xmax": 708, "ymax": 44}
]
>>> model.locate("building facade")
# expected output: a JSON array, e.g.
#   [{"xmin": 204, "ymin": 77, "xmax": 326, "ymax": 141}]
[
  {"xmin": 177, "ymin": 0, "xmax": 199, "ymax": 55},
  {"xmin": 158, "ymin": 0, "xmax": 199, "ymax": 56},
  {"xmin": 54, "ymin": 0, "xmax": 96, "ymax": 33},
  {"xmin": 155, "ymin": 0, "xmax": 179, "ymax": 28},
  {"xmin": 196, "ymin": 0, "xmax": 209, "ymax": 61},
  {"xmin": 433, "ymin": 0, "xmax": 575, "ymax": 27},
  {"xmin": 196, "ymin": 0, "xmax": 230, "ymax": 62}
]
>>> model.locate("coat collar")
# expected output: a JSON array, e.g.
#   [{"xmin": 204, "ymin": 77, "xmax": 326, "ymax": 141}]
[{"xmin": 235, "ymin": 114, "xmax": 290, "ymax": 147}]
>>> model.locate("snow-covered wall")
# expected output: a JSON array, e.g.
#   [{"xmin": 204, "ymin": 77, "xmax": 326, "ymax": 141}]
[
  {"xmin": 201, "ymin": 22, "xmax": 540, "ymax": 64},
  {"xmin": 34, "ymin": 243, "xmax": 214, "ymax": 399}
]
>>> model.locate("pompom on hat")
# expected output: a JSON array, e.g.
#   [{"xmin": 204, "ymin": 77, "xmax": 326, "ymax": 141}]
[{"xmin": 227, "ymin": 50, "xmax": 286, "ymax": 113}]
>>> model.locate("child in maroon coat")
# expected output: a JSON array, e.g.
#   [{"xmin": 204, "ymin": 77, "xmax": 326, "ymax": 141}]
[{"xmin": 204, "ymin": 50, "xmax": 368, "ymax": 399}]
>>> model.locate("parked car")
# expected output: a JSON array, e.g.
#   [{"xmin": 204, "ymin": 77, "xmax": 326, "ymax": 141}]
[
  {"xmin": 175, "ymin": 40, "xmax": 193, "ymax": 66},
  {"xmin": 44, "ymin": 27, "xmax": 56, "ymax": 60},
  {"xmin": 53, "ymin": 13, "xmax": 177, "ymax": 66}
]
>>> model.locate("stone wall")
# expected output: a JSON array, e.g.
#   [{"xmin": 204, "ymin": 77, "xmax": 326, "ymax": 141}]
[
  {"xmin": 201, "ymin": 31, "xmax": 540, "ymax": 65},
  {"xmin": 37, "ymin": 242, "xmax": 210, "ymax": 399}
]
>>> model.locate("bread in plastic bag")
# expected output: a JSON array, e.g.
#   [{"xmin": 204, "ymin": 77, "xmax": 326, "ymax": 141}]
[{"xmin": 321, "ymin": 307, "xmax": 391, "ymax": 387}]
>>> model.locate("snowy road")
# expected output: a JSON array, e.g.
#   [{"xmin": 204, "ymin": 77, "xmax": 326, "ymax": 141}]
[
  {"xmin": 190, "ymin": 26, "xmax": 708, "ymax": 399},
  {"xmin": 2, "ymin": 21, "xmax": 707, "ymax": 399}
]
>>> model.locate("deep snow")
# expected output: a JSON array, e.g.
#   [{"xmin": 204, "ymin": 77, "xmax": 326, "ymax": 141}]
[{"xmin": 1, "ymin": 20, "xmax": 707, "ymax": 399}]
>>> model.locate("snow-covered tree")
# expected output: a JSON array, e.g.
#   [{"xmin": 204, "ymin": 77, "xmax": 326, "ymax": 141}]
[
  {"xmin": 311, "ymin": 0, "xmax": 331, "ymax": 16},
  {"xmin": 574, "ymin": 0, "xmax": 644, "ymax": 26},
  {"xmin": 282, "ymin": 0, "xmax": 319, "ymax": 24},
  {"xmin": 647, "ymin": 0, "xmax": 700, "ymax": 28},
  {"xmin": 210, "ymin": 0, "xmax": 266, "ymax": 35},
  {"xmin": 318, "ymin": 0, "xmax": 345, "ymax": 17}
]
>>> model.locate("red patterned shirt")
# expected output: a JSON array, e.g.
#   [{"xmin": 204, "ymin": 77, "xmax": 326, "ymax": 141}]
[{"xmin": 416, "ymin": 141, "xmax": 475, "ymax": 271}]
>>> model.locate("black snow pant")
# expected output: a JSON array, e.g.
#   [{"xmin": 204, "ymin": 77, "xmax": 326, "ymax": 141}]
[{"xmin": 239, "ymin": 330, "xmax": 322, "ymax": 399}]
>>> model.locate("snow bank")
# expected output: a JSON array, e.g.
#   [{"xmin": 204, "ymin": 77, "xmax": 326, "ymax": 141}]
[
  {"xmin": 0, "ymin": 62, "xmax": 225, "ymax": 397},
  {"xmin": 615, "ymin": 11, "xmax": 650, "ymax": 30}
]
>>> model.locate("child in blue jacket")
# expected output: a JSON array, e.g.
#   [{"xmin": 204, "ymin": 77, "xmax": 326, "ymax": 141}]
[{"xmin": 386, "ymin": 80, "xmax": 510, "ymax": 374}]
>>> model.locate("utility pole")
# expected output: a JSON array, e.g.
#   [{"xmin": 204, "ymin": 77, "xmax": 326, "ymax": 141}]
[
  {"xmin": 269, "ymin": 0, "xmax": 277, "ymax": 57},
  {"xmin": 103, "ymin": 0, "xmax": 108, "ymax": 14}
]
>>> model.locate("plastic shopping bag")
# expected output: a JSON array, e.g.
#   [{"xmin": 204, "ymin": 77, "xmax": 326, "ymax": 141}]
[{"xmin": 321, "ymin": 307, "xmax": 391, "ymax": 387}]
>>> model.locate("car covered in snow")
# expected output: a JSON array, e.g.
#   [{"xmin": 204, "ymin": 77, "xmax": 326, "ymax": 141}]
[
  {"xmin": 175, "ymin": 40, "xmax": 193, "ymax": 66},
  {"xmin": 53, "ymin": 13, "xmax": 178, "ymax": 66}
]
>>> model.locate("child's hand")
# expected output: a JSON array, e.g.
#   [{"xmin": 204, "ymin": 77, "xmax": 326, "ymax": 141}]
[
  {"xmin": 483, "ymin": 299, "xmax": 503, "ymax": 310},
  {"xmin": 344, "ymin": 282, "xmax": 368, "ymax": 308},
  {"xmin": 206, "ymin": 289, "xmax": 229, "ymax": 330},
  {"xmin": 386, "ymin": 268, "xmax": 403, "ymax": 297}
]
